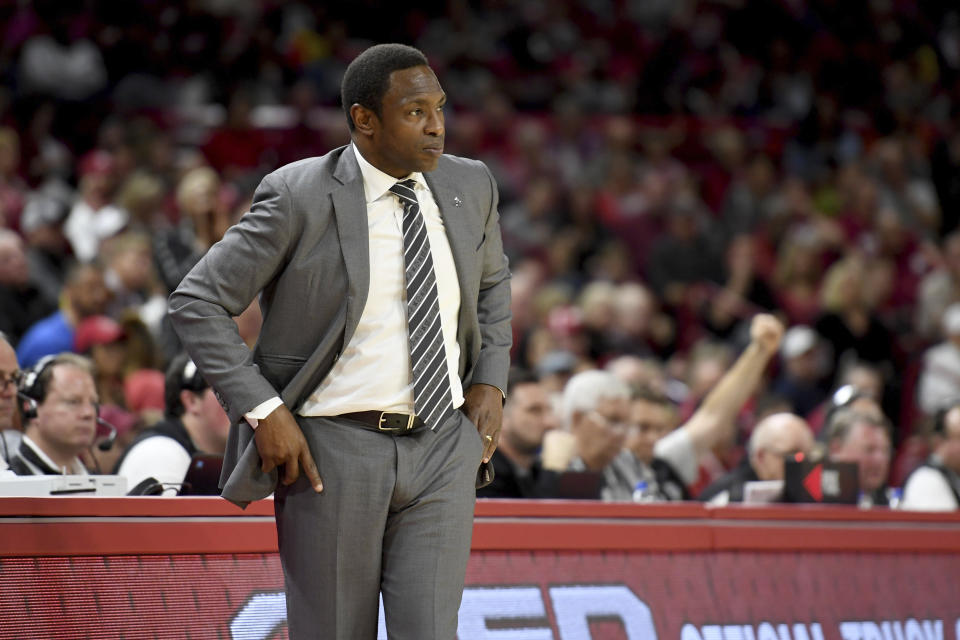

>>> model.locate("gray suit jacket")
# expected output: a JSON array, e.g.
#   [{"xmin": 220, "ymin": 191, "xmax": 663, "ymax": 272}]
[{"xmin": 168, "ymin": 145, "xmax": 512, "ymax": 507}]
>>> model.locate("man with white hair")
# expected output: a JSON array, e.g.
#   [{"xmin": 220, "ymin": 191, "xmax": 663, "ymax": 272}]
[
  {"xmin": 540, "ymin": 369, "xmax": 631, "ymax": 477},
  {"xmin": 698, "ymin": 412, "xmax": 815, "ymax": 505}
]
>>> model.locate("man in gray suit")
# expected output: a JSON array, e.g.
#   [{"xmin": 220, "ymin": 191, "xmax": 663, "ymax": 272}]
[{"xmin": 169, "ymin": 44, "xmax": 511, "ymax": 639}]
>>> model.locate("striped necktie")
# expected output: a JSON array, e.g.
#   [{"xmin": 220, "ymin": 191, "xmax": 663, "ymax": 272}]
[{"xmin": 389, "ymin": 179, "xmax": 453, "ymax": 429}]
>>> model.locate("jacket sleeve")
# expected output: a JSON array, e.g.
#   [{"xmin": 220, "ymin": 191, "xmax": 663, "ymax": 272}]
[
  {"xmin": 167, "ymin": 172, "xmax": 294, "ymax": 424},
  {"xmin": 467, "ymin": 161, "xmax": 512, "ymax": 395}
]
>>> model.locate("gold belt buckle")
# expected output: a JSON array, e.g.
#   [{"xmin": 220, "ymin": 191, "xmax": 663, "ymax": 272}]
[{"xmin": 377, "ymin": 412, "xmax": 416, "ymax": 432}]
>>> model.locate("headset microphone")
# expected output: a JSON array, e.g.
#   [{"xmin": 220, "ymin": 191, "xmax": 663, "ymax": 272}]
[{"xmin": 96, "ymin": 417, "xmax": 118, "ymax": 452}]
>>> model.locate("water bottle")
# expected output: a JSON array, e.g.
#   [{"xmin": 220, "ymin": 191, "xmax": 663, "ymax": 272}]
[
  {"xmin": 886, "ymin": 487, "xmax": 902, "ymax": 509},
  {"xmin": 632, "ymin": 480, "xmax": 657, "ymax": 503}
]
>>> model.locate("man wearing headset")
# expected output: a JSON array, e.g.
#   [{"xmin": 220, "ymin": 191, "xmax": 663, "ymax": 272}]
[
  {"xmin": 10, "ymin": 353, "xmax": 98, "ymax": 475},
  {"xmin": 114, "ymin": 353, "xmax": 230, "ymax": 494},
  {"xmin": 0, "ymin": 332, "xmax": 22, "ymax": 465}
]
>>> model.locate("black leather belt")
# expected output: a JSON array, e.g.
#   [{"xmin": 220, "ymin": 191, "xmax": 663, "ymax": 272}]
[{"xmin": 338, "ymin": 410, "xmax": 426, "ymax": 434}]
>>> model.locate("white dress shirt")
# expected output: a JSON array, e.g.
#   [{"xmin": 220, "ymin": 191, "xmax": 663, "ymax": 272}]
[{"xmin": 247, "ymin": 145, "xmax": 463, "ymax": 422}]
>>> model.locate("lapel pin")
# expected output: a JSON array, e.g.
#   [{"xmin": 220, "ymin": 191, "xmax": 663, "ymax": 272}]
[{"xmin": 453, "ymin": 196, "xmax": 462, "ymax": 207}]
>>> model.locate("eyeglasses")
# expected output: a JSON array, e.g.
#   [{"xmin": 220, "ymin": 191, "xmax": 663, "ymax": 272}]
[{"xmin": 0, "ymin": 371, "xmax": 21, "ymax": 392}]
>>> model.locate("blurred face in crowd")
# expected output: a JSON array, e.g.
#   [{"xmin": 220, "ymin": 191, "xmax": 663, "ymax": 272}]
[
  {"xmin": 111, "ymin": 242, "xmax": 154, "ymax": 291},
  {"xmin": 750, "ymin": 413, "xmax": 815, "ymax": 481},
  {"xmin": 829, "ymin": 421, "xmax": 892, "ymax": 493},
  {"xmin": 501, "ymin": 381, "xmax": 558, "ymax": 458},
  {"xmin": 0, "ymin": 339, "xmax": 18, "ymax": 430},
  {"xmin": 29, "ymin": 364, "xmax": 98, "ymax": 462},
  {"xmin": 68, "ymin": 266, "xmax": 111, "ymax": 318},
  {"xmin": 841, "ymin": 366, "xmax": 884, "ymax": 402},
  {"xmin": 182, "ymin": 388, "xmax": 231, "ymax": 453},
  {"xmin": 939, "ymin": 408, "xmax": 960, "ymax": 474},
  {"xmin": 0, "ymin": 232, "xmax": 29, "ymax": 288},
  {"xmin": 626, "ymin": 398, "xmax": 676, "ymax": 465},
  {"xmin": 571, "ymin": 395, "xmax": 629, "ymax": 471}
]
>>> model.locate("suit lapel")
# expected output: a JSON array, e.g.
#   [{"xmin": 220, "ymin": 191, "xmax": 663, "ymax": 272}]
[
  {"xmin": 425, "ymin": 171, "xmax": 474, "ymax": 366},
  {"xmin": 331, "ymin": 146, "xmax": 370, "ymax": 348}
]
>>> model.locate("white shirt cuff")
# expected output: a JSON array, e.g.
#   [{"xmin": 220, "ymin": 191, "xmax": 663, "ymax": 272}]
[{"xmin": 244, "ymin": 397, "xmax": 284, "ymax": 429}]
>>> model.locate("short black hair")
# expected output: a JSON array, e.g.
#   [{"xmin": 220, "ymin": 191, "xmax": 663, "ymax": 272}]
[
  {"xmin": 340, "ymin": 43, "xmax": 429, "ymax": 131},
  {"xmin": 164, "ymin": 353, "xmax": 210, "ymax": 418}
]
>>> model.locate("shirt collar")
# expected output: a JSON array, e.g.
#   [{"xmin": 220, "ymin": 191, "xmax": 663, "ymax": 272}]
[
  {"xmin": 353, "ymin": 144, "xmax": 427, "ymax": 204},
  {"xmin": 23, "ymin": 435, "xmax": 85, "ymax": 475}
]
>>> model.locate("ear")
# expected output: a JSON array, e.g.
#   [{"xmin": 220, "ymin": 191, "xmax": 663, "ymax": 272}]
[
  {"xmin": 350, "ymin": 104, "xmax": 377, "ymax": 138},
  {"xmin": 179, "ymin": 389, "xmax": 197, "ymax": 414}
]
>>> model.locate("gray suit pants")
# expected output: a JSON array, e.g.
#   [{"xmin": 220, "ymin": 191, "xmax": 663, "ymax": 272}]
[{"xmin": 275, "ymin": 411, "xmax": 483, "ymax": 639}]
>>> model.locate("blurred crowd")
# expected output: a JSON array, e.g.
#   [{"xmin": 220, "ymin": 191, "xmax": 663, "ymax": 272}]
[{"xmin": 0, "ymin": 0, "xmax": 959, "ymax": 506}]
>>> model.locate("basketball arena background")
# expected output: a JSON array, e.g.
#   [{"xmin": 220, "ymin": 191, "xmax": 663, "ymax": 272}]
[{"xmin": 2, "ymin": 1, "xmax": 960, "ymax": 638}]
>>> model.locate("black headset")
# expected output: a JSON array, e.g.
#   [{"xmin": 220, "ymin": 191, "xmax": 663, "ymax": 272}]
[
  {"xmin": 164, "ymin": 353, "xmax": 209, "ymax": 417},
  {"xmin": 17, "ymin": 354, "xmax": 58, "ymax": 422}
]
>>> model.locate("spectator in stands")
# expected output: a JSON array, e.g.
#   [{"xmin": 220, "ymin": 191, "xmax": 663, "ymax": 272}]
[
  {"xmin": 916, "ymin": 230, "xmax": 960, "ymax": 341},
  {"xmin": 918, "ymin": 303, "xmax": 960, "ymax": 416},
  {"xmin": 16, "ymin": 262, "xmax": 111, "ymax": 368},
  {"xmin": 20, "ymin": 191, "xmax": 72, "ymax": 306},
  {"xmin": 0, "ymin": 229, "xmax": 56, "ymax": 344},
  {"xmin": 814, "ymin": 254, "xmax": 896, "ymax": 378},
  {"xmin": 114, "ymin": 353, "xmax": 229, "ymax": 495},
  {"xmin": 606, "ymin": 282, "xmax": 675, "ymax": 359},
  {"xmin": 645, "ymin": 194, "xmax": 722, "ymax": 309},
  {"xmin": 700, "ymin": 234, "xmax": 777, "ymax": 341},
  {"xmin": 153, "ymin": 166, "xmax": 229, "ymax": 293},
  {"xmin": 0, "ymin": 333, "xmax": 23, "ymax": 464},
  {"xmin": 602, "ymin": 313, "xmax": 784, "ymax": 501},
  {"xmin": 606, "ymin": 354, "xmax": 669, "ymax": 397},
  {"xmin": 101, "ymin": 232, "xmax": 167, "ymax": 337},
  {"xmin": 825, "ymin": 408, "xmax": 893, "ymax": 507},
  {"xmin": 698, "ymin": 413, "xmax": 816, "ymax": 505},
  {"xmin": 73, "ymin": 315, "xmax": 127, "ymax": 408},
  {"xmin": 771, "ymin": 227, "xmax": 825, "ymax": 326},
  {"xmin": 540, "ymin": 370, "xmax": 631, "ymax": 478},
  {"xmin": 9, "ymin": 353, "xmax": 98, "ymax": 475},
  {"xmin": 0, "ymin": 128, "xmax": 28, "ymax": 229},
  {"xmin": 63, "ymin": 150, "xmax": 128, "ymax": 263},
  {"xmin": 902, "ymin": 404, "xmax": 960, "ymax": 511},
  {"xmin": 771, "ymin": 325, "xmax": 830, "ymax": 418},
  {"xmin": 476, "ymin": 368, "xmax": 560, "ymax": 499}
]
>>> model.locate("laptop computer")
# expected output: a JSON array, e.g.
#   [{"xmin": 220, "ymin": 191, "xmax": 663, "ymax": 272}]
[{"xmin": 179, "ymin": 453, "xmax": 224, "ymax": 496}]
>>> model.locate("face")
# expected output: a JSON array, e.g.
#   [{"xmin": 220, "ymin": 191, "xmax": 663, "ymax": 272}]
[
  {"xmin": 830, "ymin": 422, "xmax": 891, "ymax": 492},
  {"xmin": 185, "ymin": 388, "xmax": 231, "ymax": 448},
  {"xmin": 502, "ymin": 381, "xmax": 558, "ymax": 454},
  {"xmin": 940, "ymin": 409, "xmax": 960, "ymax": 474},
  {"xmin": 91, "ymin": 342, "xmax": 126, "ymax": 377},
  {"xmin": 572, "ymin": 396, "xmax": 629, "ymax": 470},
  {"xmin": 354, "ymin": 65, "xmax": 445, "ymax": 178},
  {"xmin": 69, "ymin": 267, "xmax": 111, "ymax": 318},
  {"xmin": 30, "ymin": 365, "xmax": 98, "ymax": 458},
  {"xmin": 625, "ymin": 399, "xmax": 676, "ymax": 464},
  {"xmin": 0, "ymin": 340, "xmax": 18, "ymax": 429},
  {"xmin": 0, "ymin": 235, "xmax": 29, "ymax": 287},
  {"xmin": 752, "ymin": 418, "xmax": 815, "ymax": 481}
]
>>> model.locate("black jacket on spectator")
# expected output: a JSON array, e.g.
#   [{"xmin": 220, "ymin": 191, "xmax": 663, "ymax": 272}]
[{"xmin": 475, "ymin": 450, "xmax": 560, "ymax": 499}]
